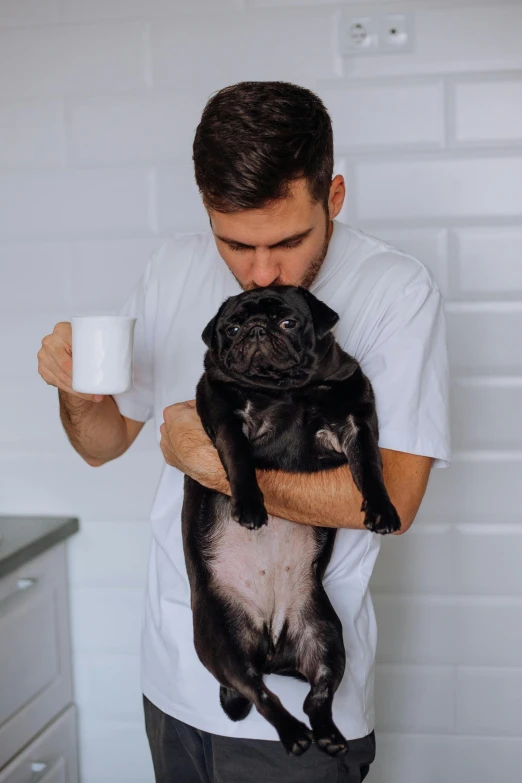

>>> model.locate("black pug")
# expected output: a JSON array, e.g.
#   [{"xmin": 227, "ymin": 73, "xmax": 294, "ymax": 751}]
[{"xmin": 181, "ymin": 285, "xmax": 400, "ymax": 757}]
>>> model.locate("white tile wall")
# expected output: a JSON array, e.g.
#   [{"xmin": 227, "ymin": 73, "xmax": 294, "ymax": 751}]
[
  {"xmin": 1, "ymin": 2, "xmax": 521, "ymax": 782},
  {"xmin": 451, "ymin": 75, "xmax": 522, "ymax": 144}
]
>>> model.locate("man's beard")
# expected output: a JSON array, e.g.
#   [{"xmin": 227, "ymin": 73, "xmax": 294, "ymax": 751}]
[{"xmin": 239, "ymin": 220, "xmax": 331, "ymax": 292}]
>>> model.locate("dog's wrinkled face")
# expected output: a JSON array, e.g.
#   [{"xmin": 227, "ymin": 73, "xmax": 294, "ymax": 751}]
[{"xmin": 202, "ymin": 286, "xmax": 339, "ymax": 389}]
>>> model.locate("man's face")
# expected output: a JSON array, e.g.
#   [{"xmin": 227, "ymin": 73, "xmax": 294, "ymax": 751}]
[{"xmin": 208, "ymin": 176, "xmax": 344, "ymax": 290}]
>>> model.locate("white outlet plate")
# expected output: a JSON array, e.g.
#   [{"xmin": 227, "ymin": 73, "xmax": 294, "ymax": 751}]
[{"xmin": 339, "ymin": 11, "xmax": 414, "ymax": 56}]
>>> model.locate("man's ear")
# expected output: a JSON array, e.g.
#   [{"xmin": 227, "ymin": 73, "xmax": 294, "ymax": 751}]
[{"xmin": 300, "ymin": 288, "xmax": 339, "ymax": 339}]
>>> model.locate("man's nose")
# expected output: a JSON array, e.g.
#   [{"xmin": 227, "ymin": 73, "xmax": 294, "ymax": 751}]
[{"xmin": 251, "ymin": 251, "xmax": 279, "ymax": 287}]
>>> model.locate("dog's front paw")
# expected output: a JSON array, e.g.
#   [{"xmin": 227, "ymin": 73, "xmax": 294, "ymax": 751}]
[
  {"xmin": 231, "ymin": 494, "xmax": 268, "ymax": 530},
  {"xmin": 361, "ymin": 497, "xmax": 401, "ymax": 535}
]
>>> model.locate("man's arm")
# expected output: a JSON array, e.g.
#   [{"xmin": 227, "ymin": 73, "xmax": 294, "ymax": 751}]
[
  {"xmin": 160, "ymin": 401, "xmax": 433, "ymax": 534},
  {"xmin": 59, "ymin": 392, "xmax": 144, "ymax": 466}
]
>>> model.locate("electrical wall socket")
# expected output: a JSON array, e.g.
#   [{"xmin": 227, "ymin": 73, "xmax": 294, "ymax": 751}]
[{"xmin": 339, "ymin": 11, "xmax": 414, "ymax": 56}]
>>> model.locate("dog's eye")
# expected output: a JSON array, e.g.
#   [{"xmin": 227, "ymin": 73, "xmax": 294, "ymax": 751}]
[
  {"xmin": 226, "ymin": 325, "xmax": 240, "ymax": 337},
  {"xmin": 280, "ymin": 319, "xmax": 298, "ymax": 330}
]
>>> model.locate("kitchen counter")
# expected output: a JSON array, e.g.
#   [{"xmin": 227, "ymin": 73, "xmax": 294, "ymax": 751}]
[{"xmin": 0, "ymin": 515, "xmax": 79, "ymax": 580}]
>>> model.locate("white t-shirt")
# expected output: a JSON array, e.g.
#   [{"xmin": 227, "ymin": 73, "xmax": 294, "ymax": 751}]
[{"xmin": 114, "ymin": 219, "xmax": 451, "ymax": 741}]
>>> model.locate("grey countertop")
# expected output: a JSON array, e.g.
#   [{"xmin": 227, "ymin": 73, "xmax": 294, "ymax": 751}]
[{"xmin": 0, "ymin": 515, "xmax": 79, "ymax": 580}]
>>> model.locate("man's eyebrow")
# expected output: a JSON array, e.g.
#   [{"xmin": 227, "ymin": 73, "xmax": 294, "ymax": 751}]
[{"xmin": 215, "ymin": 228, "xmax": 314, "ymax": 249}]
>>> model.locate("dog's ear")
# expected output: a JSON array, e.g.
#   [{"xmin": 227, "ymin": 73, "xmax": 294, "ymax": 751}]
[
  {"xmin": 299, "ymin": 288, "xmax": 339, "ymax": 339},
  {"xmin": 202, "ymin": 314, "xmax": 217, "ymax": 348},
  {"xmin": 202, "ymin": 299, "xmax": 229, "ymax": 348}
]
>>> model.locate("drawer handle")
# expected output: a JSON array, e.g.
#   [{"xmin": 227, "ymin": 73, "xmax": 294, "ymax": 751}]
[
  {"xmin": 29, "ymin": 761, "xmax": 48, "ymax": 782},
  {"xmin": 17, "ymin": 578, "xmax": 38, "ymax": 591},
  {"xmin": 0, "ymin": 578, "xmax": 38, "ymax": 612}
]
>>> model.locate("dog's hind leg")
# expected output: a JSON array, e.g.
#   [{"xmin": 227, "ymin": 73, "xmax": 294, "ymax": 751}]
[
  {"xmin": 219, "ymin": 685, "xmax": 252, "ymax": 721},
  {"xmin": 230, "ymin": 669, "xmax": 313, "ymax": 756},
  {"xmin": 297, "ymin": 593, "xmax": 348, "ymax": 757}
]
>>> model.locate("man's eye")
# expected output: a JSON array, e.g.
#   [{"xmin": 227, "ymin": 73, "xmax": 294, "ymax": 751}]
[
  {"xmin": 281, "ymin": 240, "xmax": 302, "ymax": 249},
  {"xmin": 280, "ymin": 319, "xmax": 298, "ymax": 330},
  {"xmin": 226, "ymin": 325, "xmax": 240, "ymax": 336},
  {"xmin": 229, "ymin": 244, "xmax": 249, "ymax": 252}
]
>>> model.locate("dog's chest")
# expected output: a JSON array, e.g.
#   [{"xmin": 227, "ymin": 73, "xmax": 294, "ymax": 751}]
[
  {"xmin": 237, "ymin": 398, "xmax": 344, "ymax": 465},
  {"xmin": 208, "ymin": 508, "xmax": 318, "ymax": 640}
]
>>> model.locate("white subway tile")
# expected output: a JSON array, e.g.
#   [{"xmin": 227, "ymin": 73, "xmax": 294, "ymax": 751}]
[
  {"xmin": 74, "ymin": 653, "xmax": 143, "ymax": 722},
  {"xmin": 0, "ymin": 169, "xmax": 152, "ymax": 238},
  {"xmin": 457, "ymin": 669, "xmax": 522, "ymax": 735},
  {"xmin": 450, "ymin": 736, "xmax": 522, "ymax": 782},
  {"xmin": 321, "ymin": 80, "xmax": 444, "ymax": 150},
  {"xmin": 0, "ymin": 22, "xmax": 147, "ymax": 97},
  {"xmin": 371, "ymin": 527, "xmax": 453, "ymax": 595},
  {"xmin": 66, "ymin": 92, "xmax": 206, "ymax": 165},
  {"xmin": 455, "ymin": 602, "xmax": 522, "ymax": 667},
  {"xmin": 373, "ymin": 596, "xmax": 456, "ymax": 665},
  {"xmin": 455, "ymin": 527, "xmax": 522, "ymax": 596},
  {"xmin": 0, "ymin": 450, "xmax": 163, "ymax": 520},
  {"xmin": 453, "ymin": 77, "xmax": 522, "ymax": 144},
  {"xmin": 155, "ymin": 164, "xmax": 209, "ymax": 234},
  {"xmin": 80, "ymin": 719, "xmax": 153, "ymax": 783},
  {"xmin": 447, "ymin": 308, "xmax": 522, "ymax": 374},
  {"xmin": 356, "ymin": 157, "xmax": 522, "ymax": 221},
  {"xmin": 0, "ymin": 313, "xmax": 68, "ymax": 380},
  {"xmin": 0, "ymin": 102, "xmax": 63, "ymax": 165},
  {"xmin": 67, "ymin": 237, "xmax": 163, "ymax": 312},
  {"xmin": 453, "ymin": 227, "xmax": 522, "ymax": 297},
  {"xmin": 62, "ymin": 0, "xmax": 241, "ymax": 18},
  {"xmin": 68, "ymin": 520, "xmax": 151, "ymax": 589},
  {"xmin": 375, "ymin": 665, "xmax": 454, "ymax": 733},
  {"xmin": 0, "ymin": 380, "xmax": 69, "ymax": 449},
  {"xmin": 360, "ymin": 227, "xmax": 448, "ymax": 295},
  {"xmin": 375, "ymin": 596, "xmax": 522, "ymax": 667},
  {"xmin": 69, "ymin": 587, "xmax": 143, "ymax": 654},
  {"xmin": 421, "ymin": 459, "xmax": 522, "ymax": 519},
  {"xmin": 0, "ymin": 242, "xmax": 68, "ymax": 312},
  {"xmin": 367, "ymin": 733, "xmax": 457, "ymax": 783},
  {"xmin": 0, "ymin": 0, "xmax": 56, "ymax": 21},
  {"xmin": 452, "ymin": 381, "xmax": 522, "ymax": 450},
  {"xmin": 152, "ymin": 11, "xmax": 337, "ymax": 88}
]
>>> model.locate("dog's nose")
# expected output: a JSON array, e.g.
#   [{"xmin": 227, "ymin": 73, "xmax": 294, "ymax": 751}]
[{"xmin": 249, "ymin": 325, "xmax": 267, "ymax": 340}]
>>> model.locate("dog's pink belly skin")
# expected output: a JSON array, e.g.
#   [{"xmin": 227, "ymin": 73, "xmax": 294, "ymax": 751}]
[{"xmin": 209, "ymin": 510, "xmax": 318, "ymax": 644}]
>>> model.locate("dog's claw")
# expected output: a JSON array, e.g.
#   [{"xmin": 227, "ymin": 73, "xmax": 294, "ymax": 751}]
[
  {"xmin": 280, "ymin": 724, "xmax": 313, "ymax": 756},
  {"xmin": 362, "ymin": 499, "xmax": 401, "ymax": 535},
  {"xmin": 231, "ymin": 498, "xmax": 268, "ymax": 530}
]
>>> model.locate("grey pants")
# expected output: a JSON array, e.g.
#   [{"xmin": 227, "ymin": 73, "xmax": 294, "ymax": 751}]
[{"xmin": 143, "ymin": 695, "xmax": 376, "ymax": 783}]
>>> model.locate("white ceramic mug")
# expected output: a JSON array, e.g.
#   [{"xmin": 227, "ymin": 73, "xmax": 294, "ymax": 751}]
[{"xmin": 71, "ymin": 316, "xmax": 137, "ymax": 395}]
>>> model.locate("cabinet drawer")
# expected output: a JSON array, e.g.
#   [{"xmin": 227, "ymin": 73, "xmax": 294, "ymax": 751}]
[
  {"xmin": 0, "ymin": 706, "xmax": 78, "ymax": 783},
  {"xmin": 0, "ymin": 546, "xmax": 73, "ymax": 770}
]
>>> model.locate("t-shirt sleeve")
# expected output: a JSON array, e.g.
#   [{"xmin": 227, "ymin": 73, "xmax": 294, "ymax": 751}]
[
  {"xmin": 358, "ymin": 282, "xmax": 451, "ymax": 469},
  {"xmin": 112, "ymin": 258, "xmax": 156, "ymax": 424}
]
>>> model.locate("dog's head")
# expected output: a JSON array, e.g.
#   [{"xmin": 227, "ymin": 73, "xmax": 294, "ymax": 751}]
[{"xmin": 202, "ymin": 286, "xmax": 339, "ymax": 389}]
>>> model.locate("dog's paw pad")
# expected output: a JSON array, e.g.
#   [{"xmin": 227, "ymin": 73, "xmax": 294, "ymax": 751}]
[
  {"xmin": 280, "ymin": 724, "xmax": 313, "ymax": 756},
  {"xmin": 231, "ymin": 499, "xmax": 268, "ymax": 530},
  {"xmin": 363, "ymin": 502, "xmax": 401, "ymax": 535},
  {"xmin": 317, "ymin": 734, "xmax": 348, "ymax": 756}
]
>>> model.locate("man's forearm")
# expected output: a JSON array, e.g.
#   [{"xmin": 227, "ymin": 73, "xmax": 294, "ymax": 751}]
[
  {"xmin": 58, "ymin": 391, "xmax": 127, "ymax": 466},
  {"xmin": 210, "ymin": 457, "xmax": 366, "ymax": 530}
]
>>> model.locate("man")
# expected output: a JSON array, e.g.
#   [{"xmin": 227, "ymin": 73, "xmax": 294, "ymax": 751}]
[{"xmin": 38, "ymin": 82, "xmax": 450, "ymax": 782}]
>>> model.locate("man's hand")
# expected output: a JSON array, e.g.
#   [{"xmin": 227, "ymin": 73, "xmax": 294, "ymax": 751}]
[{"xmin": 159, "ymin": 400, "xmax": 229, "ymax": 492}]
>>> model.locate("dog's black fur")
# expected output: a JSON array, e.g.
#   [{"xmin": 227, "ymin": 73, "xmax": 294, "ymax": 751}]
[{"xmin": 181, "ymin": 285, "xmax": 400, "ymax": 757}]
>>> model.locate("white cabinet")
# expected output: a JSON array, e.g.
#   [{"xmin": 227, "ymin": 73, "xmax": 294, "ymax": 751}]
[
  {"xmin": 0, "ymin": 544, "xmax": 78, "ymax": 783},
  {"xmin": 0, "ymin": 707, "xmax": 76, "ymax": 783}
]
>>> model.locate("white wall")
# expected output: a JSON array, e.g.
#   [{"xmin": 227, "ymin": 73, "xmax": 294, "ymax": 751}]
[{"xmin": 1, "ymin": 1, "xmax": 521, "ymax": 781}]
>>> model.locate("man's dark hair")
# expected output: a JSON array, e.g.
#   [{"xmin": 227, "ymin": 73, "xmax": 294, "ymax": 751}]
[{"xmin": 193, "ymin": 81, "xmax": 334, "ymax": 214}]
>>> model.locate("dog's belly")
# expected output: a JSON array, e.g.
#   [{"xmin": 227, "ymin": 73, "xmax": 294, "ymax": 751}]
[{"xmin": 209, "ymin": 507, "xmax": 318, "ymax": 644}]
